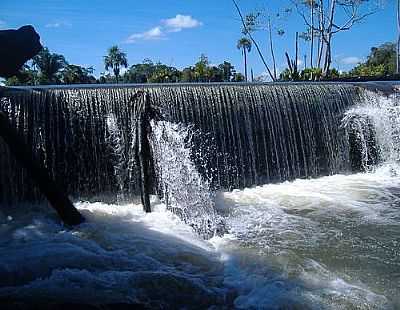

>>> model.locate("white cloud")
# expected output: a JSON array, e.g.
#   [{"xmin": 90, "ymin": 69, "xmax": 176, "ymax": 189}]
[
  {"xmin": 163, "ymin": 14, "xmax": 202, "ymax": 32},
  {"xmin": 125, "ymin": 26, "xmax": 164, "ymax": 43},
  {"xmin": 125, "ymin": 14, "xmax": 202, "ymax": 44},
  {"xmin": 0, "ymin": 20, "xmax": 6, "ymax": 29},
  {"xmin": 45, "ymin": 21, "xmax": 71, "ymax": 28},
  {"xmin": 46, "ymin": 23, "xmax": 61, "ymax": 28},
  {"xmin": 340, "ymin": 56, "xmax": 362, "ymax": 65}
]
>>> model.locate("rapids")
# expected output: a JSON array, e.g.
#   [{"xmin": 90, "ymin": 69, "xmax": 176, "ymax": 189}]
[{"xmin": 0, "ymin": 165, "xmax": 399, "ymax": 308}]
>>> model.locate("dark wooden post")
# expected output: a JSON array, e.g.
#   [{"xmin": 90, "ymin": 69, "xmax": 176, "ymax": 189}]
[
  {"xmin": 130, "ymin": 91, "xmax": 154, "ymax": 213},
  {"xmin": 137, "ymin": 92, "xmax": 153, "ymax": 213},
  {"xmin": 0, "ymin": 111, "xmax": 85, "ymax": 225}
]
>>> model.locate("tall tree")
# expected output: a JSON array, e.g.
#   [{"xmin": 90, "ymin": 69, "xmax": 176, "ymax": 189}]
[
  {"xmin": 32, "ymin": 47, "xmax": 67, "ymax": 84},
  {"xmin": 295, "ymin": 0, "xmax": 381, "ymax": 76},
  {"xmin": 218, "ymin": 61, "xmax": 235, "ymax": 81},
  {"xmin": 237, "ymin": 37, "xmax": 252, "ymax": 82},
  {"xmin": 397, "ymin": 0, "xmax": 400, "ymax": 74},
  {"xmin": 193, "ymin": 54, "xmax": 210, "ymax": 82},
  {"xmin": 232, "ymin": 0, "xmax": 276, "ymax": 81},
  {"xmin": 104, "ymin": 45, "xmax": 128, "ymax": 83},
  {"xmin": 302, "ymin": 0, "xmax": 318, "ymax": 69}
]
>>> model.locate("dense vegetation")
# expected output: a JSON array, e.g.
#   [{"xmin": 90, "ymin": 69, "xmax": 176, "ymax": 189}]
[
  {"xmin": 5, "ymin": 47, "xmax": 244, "ymax": 86},
  {"xmin": 279, "ymin": 42, "xmax": 398, "ymax": 81},
  {"xmin": 3, "ymin": 41, "xmax": 398, "ymax": 86}
]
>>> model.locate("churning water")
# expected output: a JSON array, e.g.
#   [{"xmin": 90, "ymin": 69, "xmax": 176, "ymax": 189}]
[
  {"xmin": 0, "ymin": 166, "xmax": 399, "ymax": 308},
  {"xmin": 0, "ymin": 86, "xmax": 399, "ymax": 308}
]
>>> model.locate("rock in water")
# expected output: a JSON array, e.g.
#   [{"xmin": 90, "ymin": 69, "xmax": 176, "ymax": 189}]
[{"xmin": 0, "ymin": 25, "xmax": 42, "ymax": 78}]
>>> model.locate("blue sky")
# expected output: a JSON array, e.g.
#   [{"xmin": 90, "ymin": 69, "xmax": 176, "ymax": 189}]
[{"xmin": 0, "ymin": 0, "xmax": 397, "ymax": 79}]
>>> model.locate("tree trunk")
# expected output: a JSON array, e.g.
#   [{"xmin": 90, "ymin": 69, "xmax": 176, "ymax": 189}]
[
  {"xmin": 323, "ymin": 34, "xmax": 332, "ymax": 76},
  {"xmin": 0, "ymin": 111, "xmax": 84, "ymax": 225},
  {"xmin": 310, "ymin": 1, "xmax": 315, "ymax": 69},
  {"xmin": 268, "ymin": 18, "xmax": 277, "ymax": 80},
  {"xmin": 323, "ymin": 0, "xmax": 336, "ymax": 76},
  {"xmin": 316, "ymin": 0, "xmax": 325, "ymax": 71},
  {"xmin": 285, "ymin": 52, "xmax": 293, "ymax": 75},
  {"xmin": 114, "ymin": 67, "xmax": 119, "ymax": 84},
  {"xmin": 232, "ymin": 0, "xmax": 276, "ymax": 81},
  {"xmin": 243, "ymin": 48, "xmax": 248, "ymax": 82},
  {"xmin": 295, "ymin": 32, "xmax": 299, "ymax": 73},
  {"xmin": 397, "ymin": 0, "xmax": 400, "ymax": 74}
]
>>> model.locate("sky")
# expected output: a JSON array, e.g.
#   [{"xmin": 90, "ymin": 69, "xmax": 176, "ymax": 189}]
[{"xmin": 0, "ymin": 0, "xmax": 397, "ymax": 79}]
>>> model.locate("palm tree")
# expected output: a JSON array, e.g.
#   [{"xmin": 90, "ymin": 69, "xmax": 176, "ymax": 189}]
[
  {"xmin": 104, "ymin": 46, "xmax": 128, "ymax": 83},
  {"xmin": 237, "ymin": 37, "xmax": 252, "ymax": 82},
  {"xmin": 32, "ymin": 47, "xmax": 67, "ymax": 84}
]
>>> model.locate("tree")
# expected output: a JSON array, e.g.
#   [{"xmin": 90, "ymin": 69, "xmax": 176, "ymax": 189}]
[
  {"xmin": 241, "ymin": 9, "xmax": 289, "ymax": 81},
  {"xmin": 193, "ymin": 54, "xmax": 210, "ymax": 82},
  {"xmin": 218, "ymin": 61, "xmax": 235, "ymax": 82},
  {"xmin": 294, "ymin": 0, "xmax": 381, "ymax": 76},
  {"xmin": 397, "ymin": 0, "xmax": 400, "ymax": 74},
  {"xmin": 104, "ymin": 45, "xmax": 128, "ymax": 83},
  {"xmin": 299, "ymin": 0, "xmax": 319, "ymax": 69},
  {"xmin": 5, "ymin": 64, "xmax": 36, "ymax": 86},
  {"xmin": 32, "ymin": 47, "xmax": 67, "ymax": 84},
  {"xmin": 232, "ymin": 0, "xmax": 276, "ymax": 81},
  {"xmin": 232, "ymin": 72, "xmax": 245, "ymax": 82},
  {"xmin": 237, "ymin": 37, "xmax": 252, "ymax": 81},
  {"xmin": 181, "ymin": 67, "xmax": 196, "ymax": 82},
  {"xmin": 148, "ymin": 62, "xmax": 180, "ymax": 83},
  {"xmin": 62, "ymin": 64, "xmax": 95, "ymax": 84},
  {"xmin": 349, "ymin": 42, "xmax": 396, "ymax": 77},
  {"xmin": 123, "ymin": 59, "xmax": 155, "ymax": 83}
]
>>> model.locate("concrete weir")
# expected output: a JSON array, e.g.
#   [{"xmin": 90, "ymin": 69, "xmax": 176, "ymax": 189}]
[{"xmin": 0, "ymin": 81, "xmax": 398, "ymax": 205}]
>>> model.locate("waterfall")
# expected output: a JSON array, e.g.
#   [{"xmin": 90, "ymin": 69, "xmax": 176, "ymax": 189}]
[
  {"xmin": 0, "ymin": 83, "xmax": 363, "ymax": 206},
  {"xmin": 106, "ymin": 113, "xmax": 127, "ymax": 200},
  {"xmin": 343, "ymin": 91, "xmax": 400, "ymax": 171}
]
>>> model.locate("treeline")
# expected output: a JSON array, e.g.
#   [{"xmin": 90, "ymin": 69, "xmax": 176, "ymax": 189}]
[
  {"xmin": 5, "ymin": 41, "xmax": 397, "ymax": 86},
  {"xmin": 279, "ymin": 42, "xmax": 399, "ymax": 81},
  {"xmin": 102, "ymin": 54, "xmax": 245, "ymax": 84},
  {"xmin": 5, "ymin": 47, "xmax": 245, "ymax": 86},
  {"xmin": 233, "ymin": 0, "xmax": 398, "ymax": 82}
]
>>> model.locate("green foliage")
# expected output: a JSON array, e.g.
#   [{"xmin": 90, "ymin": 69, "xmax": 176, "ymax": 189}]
[
  {"xmin": 62, "ymin": 65, "xmax": 96, "ymax": 84},
  {"xmin": 300, "ymin": 67, "xmax": 322, "ymax": 80},
  {"xmin": 349, "ymin": 42, "xmax": 396, "ymax": 77},
  {"xmin": 4, "ymin": 46, "xmax": 243, "ymax": 85},
  {"xmin": 123, "ymin": 59, "xmax": 180, "ymax": 83},
  {"xmin": 5, "ymin": 47, "xmax": 95, "ymax": 86},
  {"xmin": 104, "ymin": 45, "xmax": 128, "ymax": 83},
  {"xmin": 218, "ymin": 61, "xmax": 235, "ymax": 82},
  {"xmin": 32, "ymin": 47, "xmax": 67, "ymax": 84},
  {"xmin": 148, "ymin": 63, "xmax": 181, "ymax": 83},
  {"xmin": 5, "ymin": 64, "xmax": 36, "ymax": 86},
  {"xmin": 280, "ymin": 67, "xmax": 336, "ymax": 81},
  {"xmin": 232, "ymin": 72, "xmax": 245, "ymax": 82},
  {"xmin": 237, "ymin": 38, "xmax": 252, "ymax": 53},
  {"xmin": 123, "ymin": 55, "xmax": 240, "ymax": 84}
]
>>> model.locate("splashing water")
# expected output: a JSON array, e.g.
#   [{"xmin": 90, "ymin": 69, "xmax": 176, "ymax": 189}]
[
  {"xmin": 0, "ymin": 86, "xmax": 400, "ymax": 308},
  {"xmin": 343, "ymin": 92, "xmax": 400, "ymax": 170},
  {"xmin": 106, "ymin": 113, "xmax": 127, "ymax": 198},
  {"xmin": 150, "ymin": 121, "xmax": 222, "ymax": 238}
]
